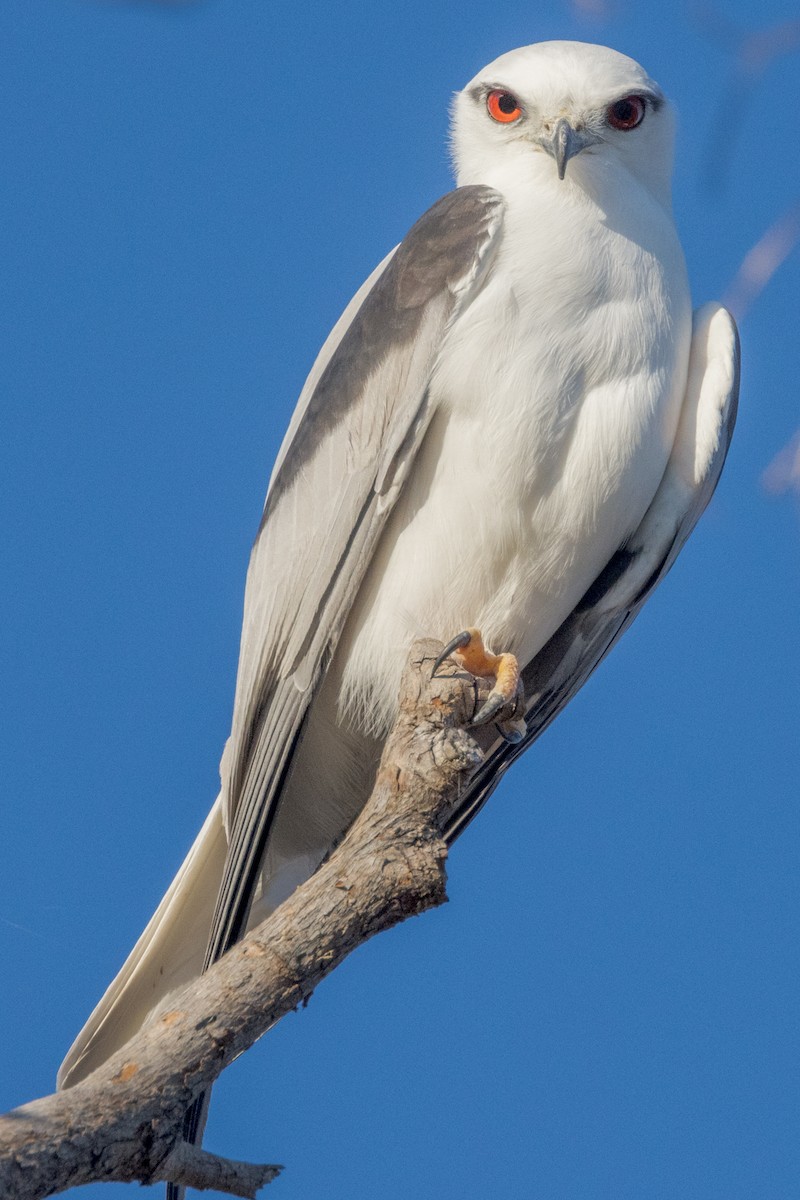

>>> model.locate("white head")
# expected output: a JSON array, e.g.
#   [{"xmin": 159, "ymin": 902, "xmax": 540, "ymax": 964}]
[{"xmin": 452, "ymin": 42, "xmax": 674, "ymax": 208}]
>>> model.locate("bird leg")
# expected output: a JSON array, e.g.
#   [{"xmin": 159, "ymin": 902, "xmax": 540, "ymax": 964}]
[{"xmin": 432, "ymin": 628, "xmax": 526, "ymax": 744}]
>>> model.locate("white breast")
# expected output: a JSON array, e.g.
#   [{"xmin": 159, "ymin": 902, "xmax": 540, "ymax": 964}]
[{"xmin": 337, "ymin": 175, "xmax": 692, "ymax": 736}]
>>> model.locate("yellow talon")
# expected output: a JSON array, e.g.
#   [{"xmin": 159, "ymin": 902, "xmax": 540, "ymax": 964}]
[
  {"xmin": 453, "ymin": 628, "xmax": 518, "ymax": 690},
  {"xmin": 433, "ymin": 628, "xmax": 525, "ymax": 738}
]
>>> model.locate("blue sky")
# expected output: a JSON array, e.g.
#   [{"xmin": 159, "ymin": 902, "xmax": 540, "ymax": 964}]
[{"xmin": 2, "ymin": 2, "xmax": 800, "ymax": 1198}]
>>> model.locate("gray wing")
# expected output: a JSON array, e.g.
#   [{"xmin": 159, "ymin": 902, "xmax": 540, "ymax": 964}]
[
  {"xmin": 207, "ymin": 185, "xmax": 505, "ymax": 963},
  {"xmin": 445, "ymin": 303, "xmax": 740, "ymax": 841}
]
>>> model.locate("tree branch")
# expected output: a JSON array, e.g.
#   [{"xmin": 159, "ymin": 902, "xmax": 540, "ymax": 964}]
[
  {"xmin": 0, "ymin": 640, "xmax": 488, "ymax": 1200},
  {"xmin": 153, "ymin": 1143, "xmax": 281, "ymax": 1198}
]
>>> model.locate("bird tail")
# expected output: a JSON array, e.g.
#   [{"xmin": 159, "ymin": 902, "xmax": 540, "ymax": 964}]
[
  {"xmin": 165, "ymin": 1090, "xmax": 212, "ymax": 1200},
  {"xmin": 58, "ymin": 795, "xmax": 228, "ymax": 1090}
]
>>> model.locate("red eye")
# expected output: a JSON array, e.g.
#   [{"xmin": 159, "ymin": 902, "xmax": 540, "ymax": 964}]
[
  {"xmin": 607, "ymin": 94, "xmax": 646, "ymax": 130},
  {"xmin": 487, "ymin": 89, "xmax": 523, "ymax": 124}
]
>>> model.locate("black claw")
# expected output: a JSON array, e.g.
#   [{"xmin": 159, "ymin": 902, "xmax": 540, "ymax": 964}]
[
  {"xmin": 431, "ymin": 630, "xmax": 473, "ymax": 677},
  {"xmin": 495, "ymin": 722, "xmax": 524, "ymax": 745},
  {"xmin": 471, "ymin": 691, "xmax": 506, "ymax": 727}
]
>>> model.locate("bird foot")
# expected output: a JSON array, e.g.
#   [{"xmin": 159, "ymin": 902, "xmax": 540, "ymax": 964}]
[{"xmin": 432, "ymin": 628, "xmax": 526, "ymax": 744}]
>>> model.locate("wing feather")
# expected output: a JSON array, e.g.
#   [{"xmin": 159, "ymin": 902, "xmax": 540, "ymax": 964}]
[
  {"xmin": 210, "ymin": 185, "xmax": 505, "ymax": 961},
  {"xmin": 446, "ymin": 303, "xmax": 740, "ymax": 841}
]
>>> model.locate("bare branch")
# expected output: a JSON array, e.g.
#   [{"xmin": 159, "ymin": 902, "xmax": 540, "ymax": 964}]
[
  {"xmin": 153, "ymin": 1143, "xmax": 281, "ymax": 1198},
  {"xmin": 723, "ymin": 200, "xmax": 800, "ymax": 320},
  {"xmin": 692, "ymin": 5, "xmax": 800, "ymax": 69},
  {"xmin": 691, "ymin": 7, "xmax": 800, "ymax": 191},
  {"xmin": 96, "ymin": 1, "xmax": 202, "ymax": 7},
  {"xmin": 762, "ymin": 431, "xmax": 800, "ymax": 497},
  {"xmin": 0, "ymin": 641, "xmax": 487, "ymax": 1200},
  {"xmin": 567, "ymin": 0, "xmax": 615, "ymax": 22}
]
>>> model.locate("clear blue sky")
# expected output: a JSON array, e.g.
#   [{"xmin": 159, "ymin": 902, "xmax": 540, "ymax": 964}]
[{"xmin": 2, "ymin": 2, "xmax": 800, "ymax": 1198}]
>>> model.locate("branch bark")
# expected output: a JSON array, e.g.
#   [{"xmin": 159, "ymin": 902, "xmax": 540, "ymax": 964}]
[{"xmin": 0, "ymin": 640, "xmax": 488, "ymax": 1200}]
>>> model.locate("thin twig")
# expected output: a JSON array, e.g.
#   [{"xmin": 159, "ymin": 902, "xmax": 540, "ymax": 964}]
[{"xmin": 723, "ymin": 201, "xmax": 800, "ymax": 320}]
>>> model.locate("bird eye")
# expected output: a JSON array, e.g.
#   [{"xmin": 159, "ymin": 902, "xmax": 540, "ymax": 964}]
[
  {"xmin": 606, "ymin": 94, "xmax": 646, "ymax": 131},
  {"xmin": 487, "ymin": 89, "xmax": 523, "ymax": 124}
]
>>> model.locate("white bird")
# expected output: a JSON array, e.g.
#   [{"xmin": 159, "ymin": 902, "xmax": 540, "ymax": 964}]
[{"xmin": 57, "ymin": 37, "xmax": 739, "ymax": 1178}]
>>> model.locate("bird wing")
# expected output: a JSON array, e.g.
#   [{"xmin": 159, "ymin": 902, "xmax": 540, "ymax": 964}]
[
  {"xmin": 56, "ymin": 186, "xmax": 504, "ymax": 1095},
  {"xmin": 209, "ymin": 184, "xmax": 505, "ymax": 963},
  {"xmin": 445, "ymin": 302, "xmax": 740, "ymax": 841}
]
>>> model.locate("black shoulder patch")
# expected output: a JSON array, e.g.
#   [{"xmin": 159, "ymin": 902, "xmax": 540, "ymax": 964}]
[{"xmin": 259, "ymin": 186, "xmax": 503, "ymax": 531}]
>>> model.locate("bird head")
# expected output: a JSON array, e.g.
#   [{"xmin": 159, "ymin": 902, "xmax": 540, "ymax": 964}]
[{"xmin": 452, "ymin": 42, "xmax": 674, "ymax": 208}]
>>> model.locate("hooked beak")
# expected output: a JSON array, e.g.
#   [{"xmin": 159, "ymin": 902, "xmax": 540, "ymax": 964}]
[{"xmin": 539, "ymin": 118, "xmax": 599, "ymax": 180}]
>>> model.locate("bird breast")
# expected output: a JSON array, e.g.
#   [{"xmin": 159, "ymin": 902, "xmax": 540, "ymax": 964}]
[{"xmin": 336, "ymin": 184, "xmax": 692, "ymax": 737}]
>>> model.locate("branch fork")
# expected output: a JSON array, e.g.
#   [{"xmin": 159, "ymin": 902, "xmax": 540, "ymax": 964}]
[{"xmin": 0, "ymin": 640, "xmax": 492, "ymax": 1199}]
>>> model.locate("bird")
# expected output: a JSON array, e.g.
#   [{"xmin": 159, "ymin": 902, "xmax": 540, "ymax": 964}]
[{"xmin": 57, "ymin": 37, "xmax": 739, "ymax": 1185}]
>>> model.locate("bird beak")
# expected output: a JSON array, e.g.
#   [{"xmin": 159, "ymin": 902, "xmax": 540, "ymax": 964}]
[{"xmin": 539, "ymin": 119, "xmax": 598, "ymax": 180}]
